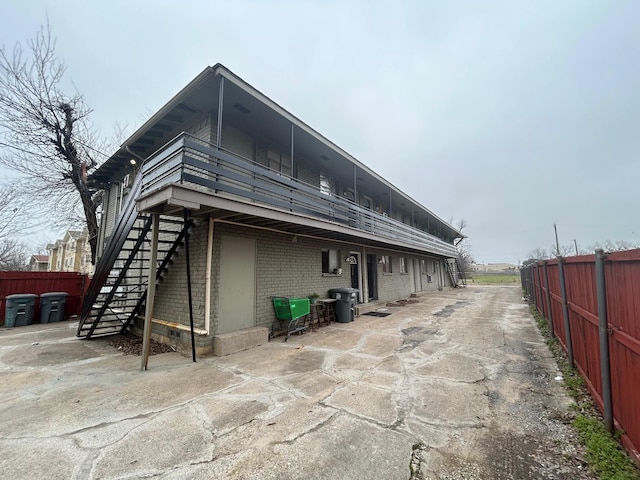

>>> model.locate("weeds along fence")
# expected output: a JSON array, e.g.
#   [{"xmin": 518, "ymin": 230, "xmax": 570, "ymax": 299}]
[{"xmin": 520, "ymin": 250, "xmax": 640, "ymax": 463}]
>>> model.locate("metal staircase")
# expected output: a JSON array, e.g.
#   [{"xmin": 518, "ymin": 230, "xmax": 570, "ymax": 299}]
[
  {"xmin": 77, "ymin": 172, "xmax": 193, "ymax": 339},
  {"xmin": 445, "ymin": 258, "xmax": 467, "ymax": 288}
]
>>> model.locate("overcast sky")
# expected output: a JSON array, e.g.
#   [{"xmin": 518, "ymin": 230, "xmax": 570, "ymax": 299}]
[{"xmin": 1, "ymin": 0, "xmax": 639, "ymax": 263}]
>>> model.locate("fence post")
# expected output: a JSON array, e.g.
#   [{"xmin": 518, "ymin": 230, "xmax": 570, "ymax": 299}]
[
  {"xmin": 530, "ymin": 264, "xmax": 537, "ymax": 307},
  {"xmin": 557, "ymin": 256, "xmax": 574, "ymax": 367},
  {"xmin": 543, "ymin": 260, "xmax": 554, "ymax": 336},
  {"xmin": 595, "ymin": 249, "xmax": 613, "ymax": 433},
  {"xmin": 537, "ymin": 262, "xmax": 545, "ymax": 316}
]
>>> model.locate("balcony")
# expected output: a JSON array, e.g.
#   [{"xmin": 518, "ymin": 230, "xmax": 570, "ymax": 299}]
[{"xmin": 137, "ymin": 133, "xmax": 458, "ymax": 258}]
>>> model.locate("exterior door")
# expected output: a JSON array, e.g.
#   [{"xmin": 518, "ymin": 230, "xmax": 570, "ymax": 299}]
[
  {"xmin": 409, "ymin": 259, "xmax": 416, "ymax": 292},
  {"xmin": 218, "ymin": 236, "xmax": 256, "ymax": 334},
  {"xmin": 413, "ymin": 259, "xmax": 421, "ymax": 291},
  {"xmin": 349, "ymin": 251, "xmax": 362, "ymax": 303},
  {"xmin": 366, "ymin": 254, "xmax": 378, "ymax": 301}
]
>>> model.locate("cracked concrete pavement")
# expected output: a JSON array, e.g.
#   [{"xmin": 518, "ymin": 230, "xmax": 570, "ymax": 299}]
[{"xmin": 0, "ymin": 286, "xmax": 594, "ymax": 479}]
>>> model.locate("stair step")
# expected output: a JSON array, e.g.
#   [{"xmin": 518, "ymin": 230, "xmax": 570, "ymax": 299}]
[{"xmin": 78, "ymin": 205, "xmax": 193, "ymax": 339}]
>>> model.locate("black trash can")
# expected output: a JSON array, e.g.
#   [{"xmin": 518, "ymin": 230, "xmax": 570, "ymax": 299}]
[
  {"xmin": 4, "ymin": 294, "xmax": 38, "ymax": 327},
  {"xmin": 40, "ymin": 292, "xmax": 69, "ymax": 323},
  {"xmin": 328, "ymin": 288, "xmax": 359, "ymax": 323}
]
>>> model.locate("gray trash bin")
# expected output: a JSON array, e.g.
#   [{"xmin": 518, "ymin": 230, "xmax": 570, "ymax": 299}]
[
  {"xmin": 328, "ymin": 288, "xmax": 359, "ymax": 323},
  {"xmin": 4, "ymin": 294, "xmax": 38, "ymax": 327},
  {"xmin": 40, "ymin": 292, "xmax": 69, "ymax": 323}
]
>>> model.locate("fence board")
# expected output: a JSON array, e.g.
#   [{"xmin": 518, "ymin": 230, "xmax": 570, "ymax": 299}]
[
  {"xmin": 523, "ymin": 251, "xmax": 640, "ymax": 463},
  {"xmin": 0, "ymin": 271, "xmax": 89, "ymax": 325}
]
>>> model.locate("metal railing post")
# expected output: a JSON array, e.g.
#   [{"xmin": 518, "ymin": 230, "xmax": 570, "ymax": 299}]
[
  {"xmin": 557, "ymin": 256, "xmax": 574, "ymax": 366},
  {"xmin": 544, "ymin": 260, "xmax": 554, "ymax": 335},
  {"xmin": 595, "ymin": 249, "xmax": 613, "ymax": 433}
]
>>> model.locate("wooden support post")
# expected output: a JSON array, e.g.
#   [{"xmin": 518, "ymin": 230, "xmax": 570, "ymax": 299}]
[{"xmin": 141, "ymin": 214, "xmax": 159, "ymax": 371}]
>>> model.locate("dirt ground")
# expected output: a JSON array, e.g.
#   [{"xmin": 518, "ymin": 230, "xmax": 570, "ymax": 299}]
[{"xmin": 0, "ymin": 286, "xmax": 595, "ymax": 479}]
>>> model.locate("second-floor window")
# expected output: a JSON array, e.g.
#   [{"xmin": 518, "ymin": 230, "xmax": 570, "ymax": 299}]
[
  {"xmin": 268, "ymin": 148, "xmax": 291, "ymax": 176},
  {"xmin": 400, "ymin": 257, "xmax": 407, "ymax": 274},
  {"xmin": 320, "ymin": 173, "xmax": 332, "ymax": 195}
]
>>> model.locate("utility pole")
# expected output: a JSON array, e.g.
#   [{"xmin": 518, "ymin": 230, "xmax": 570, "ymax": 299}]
[
  {"xmin": 554, "ymin": 223, "xmax": 560, "ymax": 257},
  {"xmin": 573, "ymin": 239, "xmax": 579, "ymax": 256}
]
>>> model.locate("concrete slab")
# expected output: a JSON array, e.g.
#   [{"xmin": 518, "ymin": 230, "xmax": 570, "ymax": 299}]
[{"xmin": 0, "ymin": 286, "xmax": 595, "ymax": 480}]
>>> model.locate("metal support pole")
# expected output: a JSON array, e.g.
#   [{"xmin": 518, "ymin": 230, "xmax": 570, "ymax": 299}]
[
  {"xmin": 141, "ymin": 214, "xmax": 159, "ymax": 371},
  {"xmin": 290, "ymin": 123, "xmax": 294, "ymax": 176},
  {"xmin": 543, "ymin": 261, "xmax": 554, "ymax": 335},
  {"xmin": 595, "ymin": 249, "xmax": 613, "ymax": 433},
  {"xmin": 557, "ymin": 257, "xmax": 574, "ymax": 366},
  {"xmin": 530, "ymin": 264, "xmax": 537, "ymax": 307},
  {"xmin": 528, "ymin": 266, "xmax": 533, "ymax": 301},
  {"xmin": 184, "ymin": 209, "xmax": 196, "ymax": 363},
  {"xmin": 214, "ymin": 77, "xmax": 225, "ymax": 193},
  {"xmin": 216, "ymin": 78, "xmax": 224, "ymax": 148},
  {"xmin": 537, "ymin": 263, "xmax": 545, "ymax": 314},
  {"xmin": 353, "ymin": 165, "xmax": 357, "ymax": 200}
]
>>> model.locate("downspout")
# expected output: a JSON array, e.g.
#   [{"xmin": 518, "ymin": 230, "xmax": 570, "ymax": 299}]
[{"xmin": 204, "ymin": 217, "xmax": 214, "ymax": 334}]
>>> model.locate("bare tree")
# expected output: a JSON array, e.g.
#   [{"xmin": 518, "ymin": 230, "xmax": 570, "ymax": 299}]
[
  {"xmin": 0, "ymin": 24, "xmax": 103, "ymax": 264},
  {"xmin": 0, "ymin": 184, "xmax": 22, "ymax": 241},
  {"xmin": 552, "ymin": 244, "xmax": 574, "ymax": 257},
  {"xmin": 0, "ymin": 238, "xmax": 28, "ymax": 270},
  {"xmin": 451, "ymin": 218, "xmax": 474, "ymax": 272},
  {"xmin": 528, "ymin": 247, "xmax": 551, "ymax": 260},
  {"xmin": 591, "ymin": 239, "xmax": 640, "ymax": 253}
]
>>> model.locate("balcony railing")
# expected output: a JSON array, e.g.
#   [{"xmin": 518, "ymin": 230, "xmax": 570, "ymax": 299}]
[{"xmin": 141, "ymin": 133, "xmax": 457, "ymax": 257}]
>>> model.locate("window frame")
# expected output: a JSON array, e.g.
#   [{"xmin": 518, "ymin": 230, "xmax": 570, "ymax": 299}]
[
  {"xmin": 381, "ymin": 255, "xmax": 392, "ymax": 274},
  {"xmin": 322, "ymin": 248, "xmax": 341, "ymax": 275}
]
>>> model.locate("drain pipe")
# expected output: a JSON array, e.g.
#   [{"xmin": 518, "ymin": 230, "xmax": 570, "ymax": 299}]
[{"xmin": 204, "ymin": 218, "xmax": 214, "ymax": 334}]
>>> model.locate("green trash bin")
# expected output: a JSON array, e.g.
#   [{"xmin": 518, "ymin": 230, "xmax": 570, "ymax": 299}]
[
  {"xmin": 40, "ymin": 292, "xmax": 69, "ymax": 323},
  {"xmin": 5, "ymin": 294, "xmax": 38, "ymax": 327}
]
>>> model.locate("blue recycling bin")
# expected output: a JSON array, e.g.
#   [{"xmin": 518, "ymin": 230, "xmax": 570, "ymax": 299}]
[
  {"xmin": 4, "ymin": 294, "xmax": 38, "ymax": 327},
  {"xmin": 40, "ymin": 292, "xmax": 69, "ymax": 323}
]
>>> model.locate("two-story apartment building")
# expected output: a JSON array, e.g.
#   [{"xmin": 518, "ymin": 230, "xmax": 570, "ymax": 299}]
[{"xmin": 78, "ymin": 64, "xmax": 464, "ymax": 357}]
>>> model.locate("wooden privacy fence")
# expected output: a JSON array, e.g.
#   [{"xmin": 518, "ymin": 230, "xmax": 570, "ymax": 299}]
[
  {"xmin": 521, "ymin": 250, "xmax": 640, "ymax": 463},
  {"xmin": 0, "ymin": 271, "xmax": 90, "ymax": 325}
]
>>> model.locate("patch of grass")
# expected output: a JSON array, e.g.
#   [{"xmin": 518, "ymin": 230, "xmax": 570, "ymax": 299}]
[
  {"xmin": 574, "ymin": 415, "xmax": 640, "ymax": 480},
  {"xmin": 527, "ymin": 303, "xmax": 640, "ymax": 479},
  {"xmin": 470, "ymin": 274, "xmax": 520, "ymax": 285}
]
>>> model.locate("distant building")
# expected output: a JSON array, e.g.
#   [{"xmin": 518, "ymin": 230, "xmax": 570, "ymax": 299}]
[
  {"xmin": 47, "ymin": 230, "xmax": 94, "ymax": 275},
  {"xmin": 472, "ymin": 262, "xmax": 519, "ymax": 273},
  {"xmin": 28, "ymin": 255, "xmax": 49, "ymax": 272}
]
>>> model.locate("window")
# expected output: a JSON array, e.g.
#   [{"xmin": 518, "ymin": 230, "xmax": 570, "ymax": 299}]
[
  {"xmin": 400, "ymin": 257, "xmax": 407, "ymax": 274},
  {"xmin": 267, "ymin": 148, "xmax": 291, "ymax": 176},
  {"xmin": 322, "ymin": 249, "xmax": 340, "ymax": 274},
  {"xmin": 320, "ymin": 173, "xmax": 332, "ymax": 195},
  {"xmin": 420, "ymin": 259, "xmax": 427, "ymax": 274},
  {"xmin": 432, "ymin": 260, "xmax": 437, "ymax": 273},
  {"xmin": 343, "ymin": 188, "xmax": 355, "ymax": 202},
  {"xmin": 380, "ymin": 255, "xmax": 392, "ymax": 274}
]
